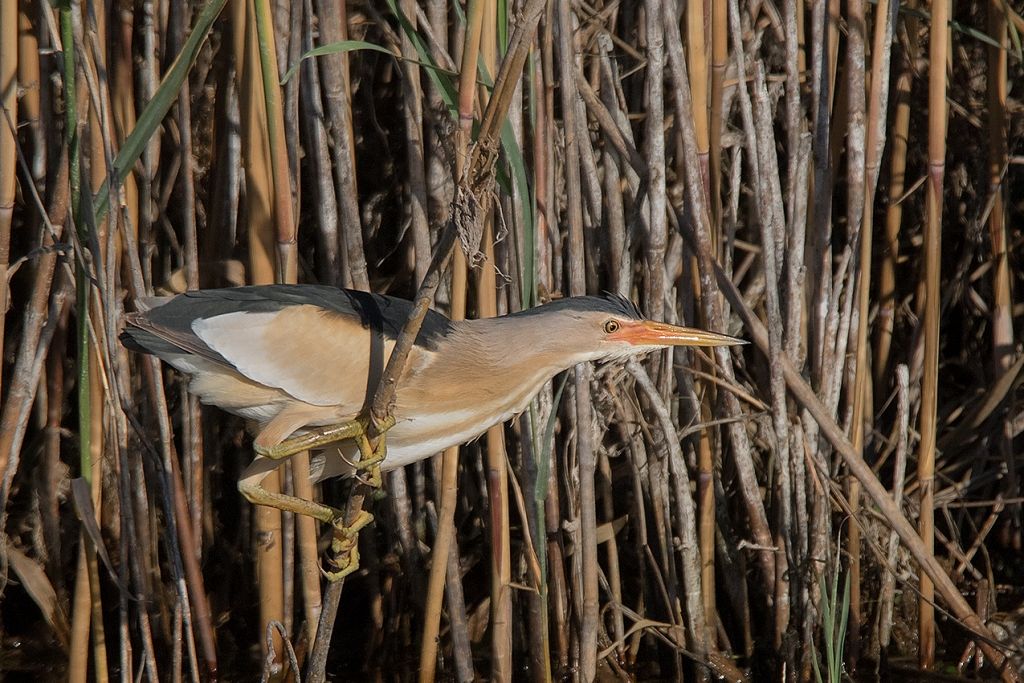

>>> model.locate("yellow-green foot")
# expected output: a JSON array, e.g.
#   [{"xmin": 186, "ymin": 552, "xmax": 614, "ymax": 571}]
[
  {"xmin": 352, "ymin": 416, "xmax": 395, "ymax": 486},
  {"xmin": 323, "ymin": 510, "xmax": 375, "ymax": 582}
]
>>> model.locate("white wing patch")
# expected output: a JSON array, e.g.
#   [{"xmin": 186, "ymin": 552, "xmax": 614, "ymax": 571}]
[{"xmin": 191, "ymin": 306, "xmax": 378, "ymax": 409}]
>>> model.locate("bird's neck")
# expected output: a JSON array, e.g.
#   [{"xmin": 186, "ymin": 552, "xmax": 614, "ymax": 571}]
[{"xmin": 440, "ymin": 316, "xmax": 583, "ymax": 401}]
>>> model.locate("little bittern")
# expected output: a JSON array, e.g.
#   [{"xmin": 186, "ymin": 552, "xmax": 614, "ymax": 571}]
[{"xmin": 122, "ymin": 285, "xmax": 742, "ymax": 577}]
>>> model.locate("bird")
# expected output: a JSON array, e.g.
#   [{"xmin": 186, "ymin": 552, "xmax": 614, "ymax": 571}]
[{"xmin": 121, "ymin": 284, "xmax": 743, "ymax": 577}]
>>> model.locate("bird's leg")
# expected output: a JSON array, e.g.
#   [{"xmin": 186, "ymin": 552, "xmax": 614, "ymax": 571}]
[
  {"xmin": 253, "ymin": 418, "xmax": 371, "ymax": 460},
  {"xmin": 253, "ymin": 414, "xmax": 397, "ymax": 477},
  {"xmin": 239, "ymin": 456, "xmax": 373, "ymax": 581},
  {"xmin": 246, "ymin": 413, "xmax": 398, "ymax": 580}
]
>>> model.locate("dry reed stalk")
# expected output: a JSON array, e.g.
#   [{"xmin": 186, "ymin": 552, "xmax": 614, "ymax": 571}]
[
  {"xmin": 68, "ymin": 541, "xmax": 92, "ymax": 683},
  {"xmin": 807, "ymin": 0, "xmax": 834, "ymax": 389},
  {"xmin": 232, "ymin": 0, "xmax": 285, "ymax": 665},
  {"xmin": 424, "ymin": 0, "xmax": 453, "ymax": 236},
  {"xmin": 315, "ymin": 0, "xmax": 367, "ymax": 290},
  {"xmin": 848, "ymin": 0, "xmax": 897, "ymax": 666},
  {"xmin": 253, "ymin": 0, "xmax": 296, "ymax": 280},
  {"xmin": 593, "ymin": 34, "xmax": 637, "ymax": 286},
  {"xmin": 112, "ymin": 2, "xmax": 139, "ymax": 257},
  {"xmin": 0, "ymin": 0, "xmax": 16, "ymax": 380},
  {"xmin": 686, "ymin": 0, "xmax": 710, "ymax": 207},
  {"xmin": 300, "ymin": 0, "xmax": 340, "ymax": 286},
  {"xmin": 533, "ymin": 20, "xmax": 567, "ymax": 675},
  {"xmin": 750, "ymin": 61, "xmax": 793, "ymax": 655},
  {"xmin": 696, "ymin": 402, "xmax": 717, "ymax": 651},
  {"xmin": 535, "ymin": 21, "xmax": 555, "ymax": 295},
  {"xmin": 874, "ymin": 41, "xmax": 912, "ymax": 388},
  {"xmin": 876, "ymin": 364, "xmax": 909, "ymax": 656},
  {"xmin": 167, "ymin": 2, "xmax": 206, "ymax": 586},
  {"xmin": 709, "ymin": 0, "xmax": 727, "ymax": 231},
  {"xmin": 986, "ymin": 0, "xmax": 1018, "ymax": 541},
  {"xmin": 400, "ymin": 0, "xmax": 430, "ymax": 284},
  {"xmin": 17, "ymin": 1, "xmax": 43, "ymax": 184},
  {"xmin": 782, "ymin": 0, "xmax": 801, "ymax": 219},
  {"xmin": 702, "ymin": 0, "xmax": 777, "ymax": 590},
  {"xmin": 586, "ymin": 35, "xmax": 628, "ymax": 661},
  {"xmin": 85, "ymin": 377, "xmax": 109, "ymax": 683},
  {"xmin": 716, "ymin": 262, "xmax": 1020, "ymax": 680},
  {"xmin": 644, "ymin": 0, "xmax": 667, "ymax": 324},
  {"xmin": 918, "ymin": 0, "xmax": 949, "ymax": 665},
  {"xmin": 478, "ymin": 6, "xmax": 513, "ymax": 680},
  {"xmin": 629, "ymin": 361, "xmax": 710, "ymax": 669},
  {"xmin": 554, "ymin": 3, "xmax": 600, "ymax": 679},
  {"xmin": 256, "ymin": 0, "xmax": 321, "ymax": 655},
  {"xmin": 418, "ymin": 3, "xmax": 481, "ymax": 678},
  {"xmin": 843, "ymin": 0, "xmax": 867, "ymax": 662}
]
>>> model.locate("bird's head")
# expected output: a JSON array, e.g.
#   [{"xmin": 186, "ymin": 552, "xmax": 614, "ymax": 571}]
[{"xmin": 517, "ymin": 293, "xmax": 745, "ymax": 365}]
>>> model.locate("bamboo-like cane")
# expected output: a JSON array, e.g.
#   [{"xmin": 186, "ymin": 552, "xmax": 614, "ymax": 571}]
[
  {"xmin": 16, "ymin": 1, "xmax": 43, "ymax": 185},
  {"xmin": 554, "ymin": 3, "xmax": 602, "ymax": 679},
  {"xmin": 315, "ymin": 0, "xmax": 368, "ymax": 290},
  {"xmin": 478, "ymin": 5, "xmax": 514, "ymax": 681},
  {"xmin": 418, "ymin": 2, "xmax": 481, "ymax": 679},
  {"xmin": 709, "ymin": 0, "xmax": 727, "ymax": 233},
  {"xmin": 874, "ymin": 33, "xmax": 915, "ymax": 388},
  {"xmin": 844, "ymin": 0, "xmax": 867, "ymax": 663},
  {"xmin": 0, "ymin": 0, "xmax": 17, "ymax": 387},
  {"xmin": 255, "ymin": 0, "xmax": 324, "ymax": 655},
  {"xmin": 232, "ymin": 0, "xmax": 285, "ymax": 665},
  {"xmin": 687, "ymin": 0, "xmax": 711, "ymax": 210},
  {"xmin": 60, "ymin": 4, "xmax": 99, "ymax": 679},
  {"xmin": 986, "ymin": 0, "xmax": 1018, "ymax": 539},
  {"xmin": 875, "ymin": 365, "xmax": 909, "ymax": 656},
  {"xmin": 751, "ymin": 62, "xmax": 793, "ymax": 657},
  {"xmin": 848, "ymin": 0, "xmax": 897, "ymax": 666},
  {"xmin": 919, "ymin": 0, "xmax": 949, "ymax": 666}
]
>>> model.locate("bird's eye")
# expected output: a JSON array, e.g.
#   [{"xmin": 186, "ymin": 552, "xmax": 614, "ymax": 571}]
[{"xmin": 603, "ymin": 320, "xmax": 620, "ymax": 334}]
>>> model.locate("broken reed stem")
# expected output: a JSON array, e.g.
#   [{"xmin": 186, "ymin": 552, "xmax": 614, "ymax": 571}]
[{"xmin": 876, "ymin": 364, "xmax": 909, "ymax": 655}]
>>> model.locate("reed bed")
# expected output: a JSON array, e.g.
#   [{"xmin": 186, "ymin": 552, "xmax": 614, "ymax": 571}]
[{"xmin": 1, "ymin": 0, "xmax": 1023, "ymax": 680}]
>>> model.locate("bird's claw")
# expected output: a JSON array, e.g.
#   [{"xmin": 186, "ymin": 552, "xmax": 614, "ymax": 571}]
[
  {"xmin": 353, "ymin": 415, "xmax": 394, "ymax": 487},
  {"xmin": 323, "ymin": 510, "xmax": 374, "ymax": 582}
]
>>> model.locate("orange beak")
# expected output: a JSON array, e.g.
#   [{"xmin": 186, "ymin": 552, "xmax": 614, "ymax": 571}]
[{"xmin": 608, "ymin": 320, "xmax": 746, "ymax": 347}]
